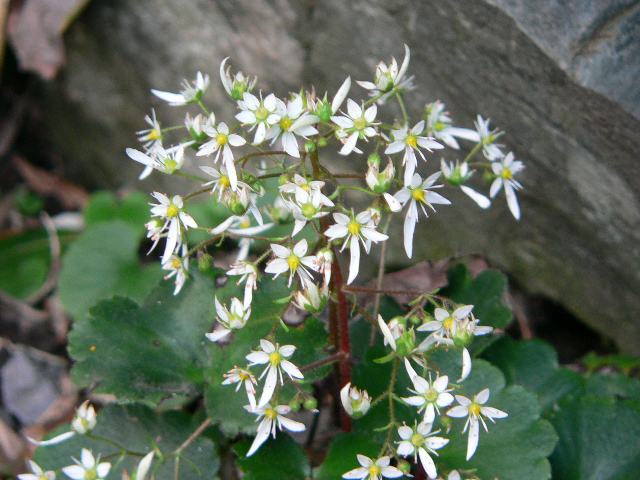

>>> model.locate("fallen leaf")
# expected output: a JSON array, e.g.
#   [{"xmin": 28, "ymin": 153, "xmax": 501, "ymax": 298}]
[{"xmin": 7, "ymin": 0, "xmax": 91, "ymax": 79}]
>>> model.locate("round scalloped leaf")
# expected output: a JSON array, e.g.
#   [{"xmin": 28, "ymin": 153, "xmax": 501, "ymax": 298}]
[{"xmin": 234, "ymin": 434, "xmax": 310, "ymax": 480}]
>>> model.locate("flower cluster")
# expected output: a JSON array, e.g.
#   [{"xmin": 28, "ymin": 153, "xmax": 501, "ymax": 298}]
[{"xmin": 117, "ymin": 45, "xmax": 522, "ymax": 473}]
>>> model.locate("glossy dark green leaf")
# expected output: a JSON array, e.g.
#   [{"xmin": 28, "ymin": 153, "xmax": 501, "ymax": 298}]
[
  {"xmin": 234, "ymin": 434, "xmax": 309, "ymax": 480},
  {"xmin": 59, "ymin": 220, "xmax": 162, "ymax": 321},
  {"xmin": 315, "ymin": 432, "xmax": 380, "ymax": 480},
  {"xmin": 34, "ymin": 404, "xmax": 218, "ymax": 480}
]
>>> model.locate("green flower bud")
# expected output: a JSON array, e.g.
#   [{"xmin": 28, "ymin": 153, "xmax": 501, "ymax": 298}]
[
  {"xmin": 395, "ymin": 330, "xmax": 416, "ymax": 357},
  {"xmin": 304, "ymin": 141, "xmax": 317, "ymax": 153},
  {"xmin": 367, "ymin": 152, "xmax": 381, "ymax": 167},
  {"xmin": 197, "ymin": 253, "xmax": 212, "ymax": 272},
  {"xmin": 228, "ymin": 194, "xmax": 249, "ymax": 216},
  {"xmin": 303, "ymin": 397, "xmax": 318, "ymax": 410},
  {"xmin": 288, "ymin": 398, "xmax": 301, "ymax": 412},
  {"xmin": 317, "ymin": 137, "xmax": 328, "ymax": 148},
  {"xmin": 397, "ymin": 460, "xmax": 412, "ymax": 475},
  {"xmin": 278, "ymin": 173, "xmax": 291, "ymax": 186}
]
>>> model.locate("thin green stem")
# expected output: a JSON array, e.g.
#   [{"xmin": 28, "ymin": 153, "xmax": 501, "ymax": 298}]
[
  {"xmin": 395, "ymin": 92, "xmax": 409, "ymax": 124},
  {"xmin": 175, "ymin": 170, "xmax": 208, "ymax": 183},
  {"xmin": 196, "ymin": 99, "xmax": 210, "ymax": 115},
  {"xmin": 236, "ymin": 150, "xmax": 287, "ymax": 166},
  {"xmin": 463, "ymin": 142, "xmax": 483, "ymax": 164},
  {"xmin": 161, "ymin": 125, "xmax": 185, "ymax": 133},
  {"xmin": 379, "ymin": 358, "xmax": 399, "ymax": 456},
  {"xmin": 183, "ymin": 187, "xmax": 210, "ymax": 201}
]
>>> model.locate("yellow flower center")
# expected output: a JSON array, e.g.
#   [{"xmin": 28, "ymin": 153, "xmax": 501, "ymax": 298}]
[
  {"xmin": 216, "ymin": 133, "xmax": 228, "ymax": 145},
  {"xmin": 280, "ymin": 117, "xmax": 293, "ymax": 131},
  {"xmin": 301, "ymin": 202, "xmax": 317, "ymax": 219},
  {"xmin": 238, "ymin": 371, "xmax": 249, "ymax": 381},
  {"xmin": 269, "ymin": 351, "xmax": 282, "ymax": 365},
  {"xmin": 425, "ymin": 388, "xmax": 439, "ymax": 402},
  {"xmin": 347, "ymin": 220, "xmax": 361, "ymax": 236},
  {"xmin": 411, "ymin": 188, "xmax": 425, "ymax": 203},
  {"xmin": 170, "ymin": 258, "xmax": 182, "ymax": 269},
  {"xmin": 501, "ymin": 168, "xmax": 512, "ymax": 180},
  {"xmin": 166, "ymin": 204, "xmax": 179, "ymax": 218},
  {"xmin": 434, "ymin": 121, "xmax": 446, "ymax": 132},
  {"xmin": 255, "ymin": 105, "xmax": 269, "ymax": 122},
  {"xmin": 164, "ymin": 158, "xmax": 178, "ymax": 173},
  {"xmin": 442, "ymin": 317, "xmax": 454, "ymax": 331},
  {"xmin": 219, "ymin": 175, "xmax": 231, "ymax": 188},
  {"xmin": 469, "ymin": 402, "xmax": 481, "ymax": 416},
  {"xmin": 368, "ymin": 465, "xmax": 381, "ymax": 477},
  {"xmin": 411, "ymin": 433, "xmax": 425, "ymax": 446},
  {"xmin": 287, "ymin": 254, "xmax": 300, "ymax": 271},
  {"xmin": 148, "ymin": 128, "xmax": 162, "ymax": 140},
  {"xmin": 264, "ymin": 407, "xmax": 278, "ymax": 419},
  {"xmin": 240, "ymin": 218, "xmax": 251, "ymax": 228},
  {"xmin": 406, "ymin": 134, "xmax": 418, "ymax": 148},
  {"xmin": 84, "ymin": 468, "xmax": 97, "ymax": 480},
  {"xmin": 353, "ymin": 117, "xmax": 367, "ymax": 131}
]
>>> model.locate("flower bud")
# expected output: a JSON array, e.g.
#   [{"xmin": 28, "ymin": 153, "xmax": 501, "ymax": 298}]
[
  {"xmin": 269, "ymin": 197, "xmax": 293, "ymax": 224},
  {"xmin": 367, "ymin": 152, "xmax": 381, "ymax": 167},
  {"xmin": 397, "ymin": 460, "xmax": 412, "ymax": 475},
  {"xmin": 228, "ymin": 193, "xmax": 249, "ymax": 216},
  {"xmin": 197, "ymin": 252, "xmax": 212, "ymax": 272},
  {"xmin": 366, "ymin": 159, "xmax": 395, "ymax": 194},
  {"xmin": 304, "ymin": 141, "xmax": 317, "ymax": 153},
  {"xmin": 315, "ymin": 99, "xmax": 333, "ymax": 123},
  {"xmin": 340, "ymin": 383, "xmax": 371, "ymax": 419},
  {"xmin": 317, "ymin": 137, "xmax": 328, "ymax": 148},
  {"xmin": 71, "ymin": 401, "xmax": 97, "ymax": 435},
  {"xmin": 395, "ymin": 330, "xmax": 416, "ymax": 358},
  {"xmin": 293, "ymin": 283, "xmax": 328, "ymax": 314},
  {"xmin": 303, "ymin": 397, "xmax": 318, "ymax": 411},
  {"xmin": 288, "ymin": 398, "xmax": 301, "ymax": 412}
]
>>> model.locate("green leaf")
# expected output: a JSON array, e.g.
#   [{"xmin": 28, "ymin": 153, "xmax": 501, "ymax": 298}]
[
  {"xmin": 59, "ymin": 220, "xmax": 162, "ymax": 321},
  {"xmin": 204, "ymin": 278, "xmax": 295, "ymax": 436},
  {"xmin": 315, "ymin": 432, "xmax": 380, "ymax": 480},
  {"xmin": 482, "ymin": 337, "xmax": 583, "ymax": 411},
  {"xmin": 68, "ymin": 271, "xmax": 224, "ymax": 405},
  {"xmin": 84, "ymin": 191, "xmax": 150, "ymax": 234},
  {"xmin": 437, "ymin": 361, "xmax": 558, "ymax": 480},
  {"xmin": 549, "ymin": 396, "xmax": 640, "ymax": 480},
  {"xmin": 234, "ymin": 434, "xmax": 309, "ymax": 480},
  {"xmin": 276, "ymin": 316, "xmax": 330, "ymax": 383},
  {"xmin": 0, "ymin": 228, "xmax": 75, "ymax": 299},
  {"xmin": 441, "ymin": 264, "xmax": 513, "ymax": 329},
  {"xmin": 34, "ymin": 404, "xmax": 218, "ymax": 480}
]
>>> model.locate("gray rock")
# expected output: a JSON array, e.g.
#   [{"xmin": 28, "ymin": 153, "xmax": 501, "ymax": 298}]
[{"xmin": 34, "ymin": 0, "xmax": 640, "ymax": 351}]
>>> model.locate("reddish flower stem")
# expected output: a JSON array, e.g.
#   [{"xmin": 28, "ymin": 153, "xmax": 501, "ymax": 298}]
[{"xmin": 330, "ymin": 250, "xmax": 352, "ymax": 432}]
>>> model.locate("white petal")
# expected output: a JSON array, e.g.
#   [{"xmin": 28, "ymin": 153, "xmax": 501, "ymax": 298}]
[
  {"xmin": 466, "ymin": 417, "xmax": 480, "ymax": 460},
  {"xmin": 342, "ymin": 467, "xmax": 369, "ymax": 479},
  {"xmin": 61, "ymin": 466, "xmax": 86, "ymax": 480},
  {"xmin": 476, "ymin": 388, "xmax": 490, "ymax": 404},
  {"xmin": 481, "ymin": 406, "xmax": 508, "ymax": 419},
  {"xmin": 397, "ymin": 441, "xmax": 414, "ymax": 457},
  {"xmin": 27, "ymin": 431, "xmax": 75, "ymax": 446},
  {"xmin": 459, "ymin": 347, "xmax": 472, "ymax": 382},
  {"xmin": 258, "ymin": 367, "xmax": 278, "ymax": 407},
  {"xmin": 378, "ymin": 315, "xmax": 396, "ymax": 350},
  {"xmin": 340, "ymin": 132, "xmax": 359, "ymax": 156},
  {"xmin": 383, "ymin": 193, "xmax": 402, "ymax": 212},
  {"xmin": 246, "ymin": 422, "xmax": 271, "ymax": 457},
  {"xmin": 293, "ymin": 239, "xmax": 308, "ymax": 257},
  {"xmin": 332, "ymin": 77, "xmax": 351, "ymax": 113},
  {"xmin": 403, "ymin": 395, "xmax": 426, "ymax": 407},
  {"xmin": 403, "ymin": 207, "xmax": 417, "ymax": 258},
  {"xmin": 461, "ymin": 185, "xmax": 491, "ymax": 209},
  {"xmin": 504, "ymin": 182, "xmax": 521, "ymax": 220},
  {"xmin": 151, "ymin": 90, "xmax": 185, "ymax": 105},
  {"xmin": 381, "ymin": 466, "xmax": 403, "ymax": 478},
  {"xmin": 418, "ymin": 448, "xmax": 437, "ymax": 479},
  {"xmin": 205, "ymin": 329, "xmax": 231, "ymax": 343},
  {"xmin": 278, "ymin": 415, "xmax": 306, "ymax": 432},
  {"xmin": 347, "ymin": 236, "xmax": 360, "ymax": 284},
  {"xmin": 447, "ymin": 405, "xmax": 469, "ymax": 418},
  {"xmin": 281, "ymin": 360, "xmax": 304, "ymax": 379}
]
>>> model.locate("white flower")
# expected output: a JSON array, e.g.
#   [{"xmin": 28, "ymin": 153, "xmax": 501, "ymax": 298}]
[
  {"xmin": 447, "ymin": 388, "xmax": 508, "ymax": 460},
  {"xmin": 394, "ymin": 173, "xmax": 450, "ymax": 258},
  {"xmin": 266, "ymin": 94, "xmax": 319, "ymax": 157},
  {"xmin": 331, "ymin": 99, "xmax": 378, "ymax": 155},
  {"xmin": 210, "ymin": 214, "xmax": 271, "ymax": 237},
  {"xmin": 357, "ymin": 44, "xmax": 413, "ymax": 103},
  {"xmin": 424, "ymin": 101, "xmax": 479, "ymax": 149},
  {"xmin": 227, "ymin": 261, "xmax": 259, "ymax": 308},
  {"xmin": 27, "ymin": 400, "xmax": 96, "ymax": 446},
  {"xmin": 396, "ymin": 422, "xmax": 449, "ymax": 479},
  {"xmin": 340, "ymin": 382, "xmax": 371, "ymax": 419},
  {"xmin": 136, "ymin": 109, "xmax": 163, "ymax": 150},
  {"xmin": 206, "ymin": 297, "xmax": 250, "ymax": 343},
  {"xmin": 62, "ymin": 449, "xmax": 110, "ymax": 480},
  {"xmin": 220, "ymin": 57, "xmax": 257, "ymax": 101},
  {"xmin": 197, "ymin": 119, "xmax": 246, "ymax": 190},
  {"xmin": 200, "ymin": 165, "xmax": 240, "ymax": 202},
  {"xmin": 223, "ymin": 366, "xmax": 258, "ymax": 409},
  {"xmin": 134, "ymin": 452, "xmax": 155, "ymax": 480},
  {"xmin": 18, "ymin": 460, "xmax": 55, "ymax": 480},
  {"xmin": 489, "ymin": 152, "xmax": 524, "ymax": 220},
  {"xmin": 378, "ymin": 315, "xmax": 403, "ymax": 351},
  {"xmin": 184, "ymin": 112, "xmax": 209, "ymax": 142},
  {"xmin": 236, "ymin": 92, "xmax": 280, "ymax": 144},
  {"xmin": 246, "ymin": 339, "xmax": 304, "ymax": 407},
  {"xmin": 288, "ymin": 188, "xmax": 334, "ymax": 236},
  {"xmin": 245, "ymin": 404, "xmax": 306, "ymax": 457},
  {"xmin": 126, "ymin": 144, "xmax": 186, "ymax": 180},
  {"xmin": 149, "ymin": 193, "xmax": 197, "ymax": 263},
  {"xmin": 151, "ymin": 71, "xmax": 209, "ymax": 106},
  {"xmin": 325, "ymin": 211, "xmax": 388, "ymax": 284},
  {"xmin": 342, "ymin": 455, "xmax": 403, "ymax": 480},
  {"xmin": 310, "ymin": 76, "xmax": 352, "ymax": 122},
  {"xmin": 474, "ymin": 115, "xmax": 504, "ymax": 160},
  {"xmin": 366, "ymin": 158, "xmax": 395, "ymax": 193},
  {"xmin": 402, "ymin": 360, "xmax": 453, "ymax": 423},
  {"xmin": 264, "ymin": 239, "xmax": 318, "ymax": 287},
  {"xmin": 162, "ymin": 249, "xmax": 189, "ymax": 295},
  {"xmin": 279, "ymin": 174, "xmax": 333, "ymax": 207},
  {"xmin": 440, "ymin": 160, "xmax": 490, "ymax": 209},
  {"xmin": 312, "ymin": 247, "xmax": 333, "ymax": 289},
  {"xmin": 293, "ymin": 282, "xmax": 328, "ymax": 314},
  {"xmin": 385, "ymin": 120, "xmax": 443, "ymax": 185}
]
